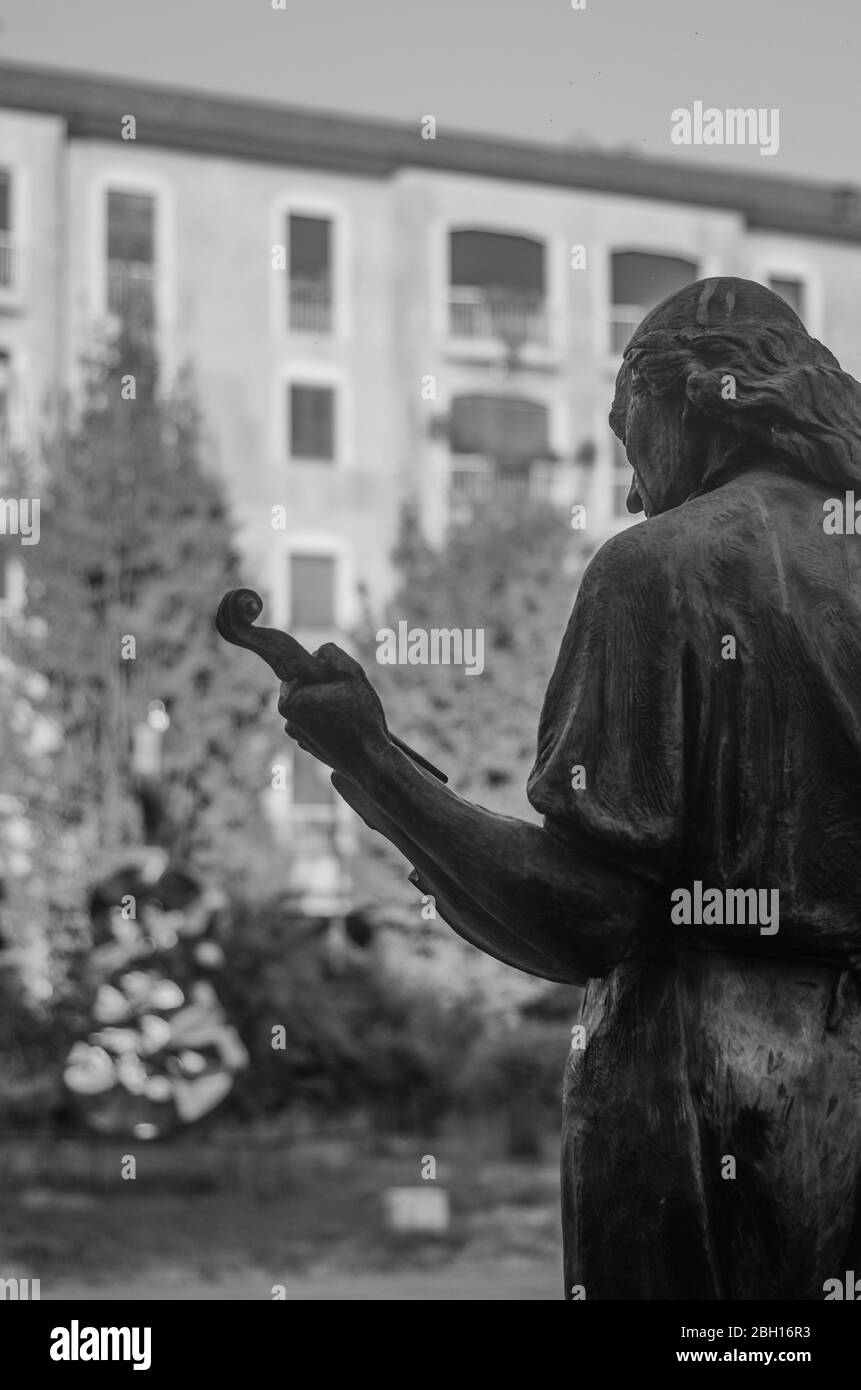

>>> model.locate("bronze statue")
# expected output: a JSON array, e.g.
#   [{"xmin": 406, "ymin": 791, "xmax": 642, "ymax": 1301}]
[{"xmin": 218, "ymin": 278, "xmax": 861, "ymax": 1300}]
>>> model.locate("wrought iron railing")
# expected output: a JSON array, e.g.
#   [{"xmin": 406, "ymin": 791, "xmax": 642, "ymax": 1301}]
[
  {"xmin": 609, "ymin": 306, "xmax": 643, "ymax": 355},
  {"xmin": 289, "ymin": 279, "xmax": 333, "ymax": 333},
  {"xmin": 448, "ymin": 287, "xmax": 549, "ymax": 345},
  {"xmin": 0, "ymin": 233, "xmax": 22, "ymax": 292},
  {"xmin": 107, "ymin": 259, "xmax": 157, "ymax": 326},
  {"xmin": 450, "ymin": 457, "xmax": 559, "ymax": 511}
]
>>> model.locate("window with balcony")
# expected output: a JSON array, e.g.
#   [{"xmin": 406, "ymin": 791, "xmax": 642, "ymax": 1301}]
[
  {"xmin": 448, "ymin": 230, "xmax": 548, "ymax": 347},
  {"xmin": 609, "ymin": 251, "xmax": 698, "ymax": 354},
  {"xmin": 106, "ymin": 190, "xmax": 157, "ymax": 330},
  {"xmin": 287, "ymin": 214, "xmax": 333, "ymax": 333},
  {"xmin": 768, "ymin": 276, "xmax": 805, "ymax": 321},
  {"xmin": 0, "ymin": 351, "xmax": 9, "ymax": 473},
  {"xmin": 0, "ymin": 536, "xmax": 11, "ymax": 653},
  {"xmin": 289, "ymin": 746, "xmax": 338, "ymax": 858},
  {"xmin": 288, "ymin": 383, "xmax": 335, "ymax": 461},
  {"xmin": 0, "ymin": 170, "xmax": 16, "ymax": 292},
  {"xmin": 288, "ymin": 553, "xmax": 337, "ymax": 630},
  {"xmin": 449, "ymin": 394, "xmax": 553, "ymax": 511}
]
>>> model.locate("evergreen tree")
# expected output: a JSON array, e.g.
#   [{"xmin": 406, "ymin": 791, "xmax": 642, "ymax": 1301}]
[
  {"xmin": 18, "ymin": 329, "xmax": 274, "ymax": 888},
  {"xmin": 351, "ymin": 498, "xmax": 594, "ymax": 1012}
]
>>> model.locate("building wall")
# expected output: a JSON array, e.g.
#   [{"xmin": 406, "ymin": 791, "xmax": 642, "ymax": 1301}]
[
  {"xmin": 0, "ymin": 108, "xmax": 66, "ymax": 454},
  {"xmin": 6, "ymin": 91, "xmax": 861, "ymax": 905},
  {"xmin": 62, "ymin": 137, "xmax": 402, "ymax": 629},
  {"xmin": 5, "ymin": 106, "xmax": 861, "ymax": 613}
]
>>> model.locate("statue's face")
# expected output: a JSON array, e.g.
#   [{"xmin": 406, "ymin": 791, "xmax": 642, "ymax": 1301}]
[{"xmin": 611, "ymin": 363, "xmax": 704, "ymax": 517}]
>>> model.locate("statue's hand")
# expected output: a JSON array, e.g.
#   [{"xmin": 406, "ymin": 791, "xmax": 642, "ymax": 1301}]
[{"xmin": 277, "ymin": 643, "xmax": 390, "ymax": 777}]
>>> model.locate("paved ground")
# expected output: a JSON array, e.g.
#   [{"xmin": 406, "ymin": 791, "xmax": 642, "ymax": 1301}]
[
  {"xmin": 3, "ymin": 1138, "xmax": 564, "ymax": 1301},
  {"xmin": 46, "ymin": 1259, "xmax": 562, "ymax": 1300}
]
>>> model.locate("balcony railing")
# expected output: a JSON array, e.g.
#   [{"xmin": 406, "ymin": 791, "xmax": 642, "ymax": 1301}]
[
  {"xmin": 448, "ymin": 287, "xmax": 549, "ymax": 346},
  {"xmin": 107, "ymin": 259, "xmax": 157, "ymax": 327},
  {"xmin": 289, "ymin": 278, "xmax": 333, "ymax": 333},
  {"xmin": 450, "ymin": 456, "xmax": 559, "ymax": 512},
  {"xmin": 0, "ymin": 233, "xmax": 23, "ymax": 293},
  {"xmin": 289, "ymin": 805, "xmax": 339, "ymax": 858},
  {"xmin": 609, "ymin": 305, "xmax": 644, "ymax": 355}
]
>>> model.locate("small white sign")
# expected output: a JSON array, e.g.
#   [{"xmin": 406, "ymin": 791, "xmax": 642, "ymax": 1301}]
[{"xmin": 383, "ymin": 1186, "xmax": 450, "ymax": 1233}]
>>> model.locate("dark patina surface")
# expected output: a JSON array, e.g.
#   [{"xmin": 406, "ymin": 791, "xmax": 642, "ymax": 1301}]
[{"xmin": 218, "ymin": 279, "xmax": 861, "ymax": 1299}]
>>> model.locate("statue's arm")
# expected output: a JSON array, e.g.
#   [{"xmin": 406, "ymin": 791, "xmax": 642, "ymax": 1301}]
[
  {"xmin": 278, "ymin": 538, "xmax": 684, "ymax": 985},
  {"xmin": 330, "ymin": 741, "xmax": 650, "ymax": 985}
]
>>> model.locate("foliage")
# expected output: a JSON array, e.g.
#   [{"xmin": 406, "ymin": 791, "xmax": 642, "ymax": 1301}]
[
  {"xmin": 349, "ymin": 499, "xmax": 592, "ymax": 1015},
  {"xmin": 221, "ymin": 893, "xmax": 486, "ymax": 1129},
  {"xmin": 17, "ymin": 329, "xmax": 274, "ymax": 887}
]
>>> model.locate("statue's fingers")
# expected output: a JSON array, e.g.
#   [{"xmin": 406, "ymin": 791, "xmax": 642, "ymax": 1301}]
[
  {"xmin": 313, "ymin": 642, "xmax": 365, "ymax": 680},
  {"xmin": 281, "ymin": 684, "xmax": 330, "ymax": 727},
  {"xmin": 277, "ymin": 678, "xmax": 302, "ymax": 718}
]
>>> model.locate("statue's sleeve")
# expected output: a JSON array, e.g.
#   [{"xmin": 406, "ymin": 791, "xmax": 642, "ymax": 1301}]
[
  {"xmin": 527, "ymin": 537, "xmax": 692, "ymax": 887},
  {"xmin": 333, "ymin": 534, "xmax": 695, "ymax": 984}
]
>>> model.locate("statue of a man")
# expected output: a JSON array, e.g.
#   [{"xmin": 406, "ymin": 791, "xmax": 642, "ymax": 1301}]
[{"xmin": 276, "ymin": 278, "xmax": 861, "ymax": 1300}]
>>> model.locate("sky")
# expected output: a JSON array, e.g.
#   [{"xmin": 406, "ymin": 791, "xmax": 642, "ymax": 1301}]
[{"xmin": 0, "ymin": 0, "xmax": 857, "ymax": 184}]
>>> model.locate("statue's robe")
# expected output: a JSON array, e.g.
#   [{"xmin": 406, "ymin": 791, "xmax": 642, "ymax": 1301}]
[{"xmin": 526, "ymin": 458, "xmax": 861, "ymax": 1299}]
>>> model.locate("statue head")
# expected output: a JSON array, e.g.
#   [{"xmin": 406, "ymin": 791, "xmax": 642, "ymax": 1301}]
[{"xmin": 609, "ymin": 276, "xmax": 861, "ymax": 516}]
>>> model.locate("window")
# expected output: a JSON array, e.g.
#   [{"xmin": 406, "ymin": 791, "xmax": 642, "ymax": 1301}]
[
  {"xmin": 289, "ymin": 383, "xmax": 335, "ymax": 461},
  {"xmin": 289, "ymin": 745, "xmax": 338, "ymax": 859},
  {"xmin": 768, "ymin": 276, "xmax": 805, "ymax": 321},
  {"xmin": 449, "ymin": 394, "xmax": 550, "ymax": 459},
  {"xmin": 612, "ymin": 434, "xmax": 632, "ymax": 518},
  {"xmin": 289, "ymin": 554, "xmax": 336, "ymax": 628},
  {"xmin": 449, "ymin": 394, "xmax": 553, "ymax": 509},
  {"xmin": 0, "ymin": 352, "xmax": 9, "ymax": 471},
  {"xmin": 292, "ymin": 748, "xmax": 335, "ymax": 806},
  {"xmin": 609, "ymin": 251, "xmax": 698, "ymax": 353},
  {"xmin": 0, "ymin": 170, "xmax": 14, "ymax": 290},
  {"xmin": 106, "ymin": 190, "xmax": 156, "ymax": 328},
  {"xmin": 448, "ymin": 229, "xmax": 548, "ymax": 345},
  {"xmin": 288, "ymin": 214, "xmax": 333, "ymax": 333},
  {"xmin": 0, "ymin": 537, "xmax": 10, "ymax": 652}
]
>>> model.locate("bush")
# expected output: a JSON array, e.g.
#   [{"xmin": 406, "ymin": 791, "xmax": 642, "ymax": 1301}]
[
  {"xmin": 455, "ymin": 1019, "xmax": 566, "ymax": 1158},
  {"xmin": 220, "ymin": 893, "xmax": 485, "ymax": 1129}
]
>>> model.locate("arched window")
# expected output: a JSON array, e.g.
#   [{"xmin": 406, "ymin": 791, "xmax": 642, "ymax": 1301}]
[
  {"xmin": 609, "ymin": 251, "xmax": 698, "ymax": 353},
  {"xmin": 448, "ymin": 230, "xmax": 548, "ymax": 346},
  {"xmin": 768, "ymin": 275, "xmax": 805, "ymax": 321},
  {"xmin": 448, "ymin": 393, "xmax": 553, "ymax": 511},
  {"xmin": 0, "ymin": 169, "xmax": 13, "ymax": 289}
]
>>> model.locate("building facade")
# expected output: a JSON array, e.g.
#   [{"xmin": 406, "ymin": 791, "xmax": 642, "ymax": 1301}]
[{"xmin": 2, "ymin": 64, "xmax": 861, "ymax": 901}]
